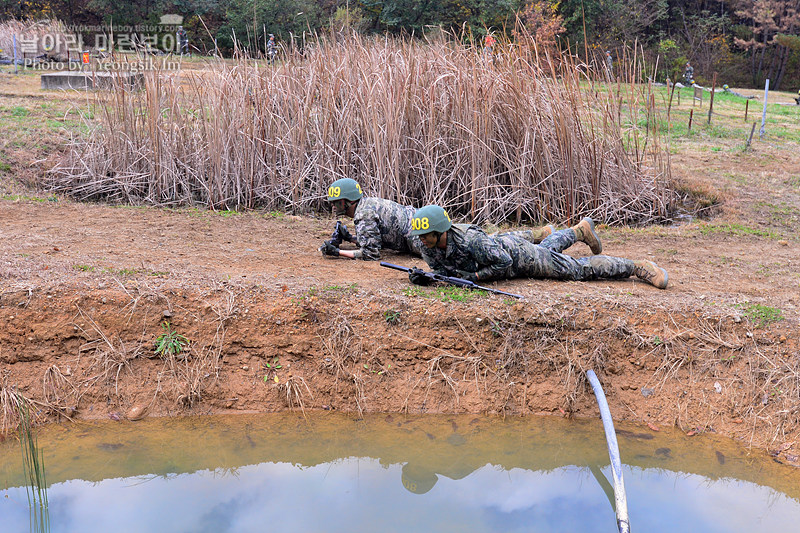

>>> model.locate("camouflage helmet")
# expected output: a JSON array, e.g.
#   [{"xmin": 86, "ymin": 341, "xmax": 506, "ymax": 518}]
[
  {"xmin": 326, "ymin": 178, "xmax": 363, "ymax": 202},
  {"xmin": 410, "ymin": 205, "xmax": 452, "ymax": 236}
]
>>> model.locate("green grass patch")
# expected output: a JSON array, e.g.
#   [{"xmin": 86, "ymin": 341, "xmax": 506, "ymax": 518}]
[
  {"xmin": 73, "ymin": 264, "xmax": 95, "ymax": 272},
  {"xmin": 322, "ymin": 283, "xmax": 358, "ymax": 293},
  {"xmin": 737, "ymin": 303, "xmax": 783, "ymax": 327},
  {"xmin": 2, "ymin": 194, "xmax": 57, "ymax": 202},
  {"xmin": 402, "ymin": 285, "xmax": 486, "ymax": 303},
  {"xmin": 101, "ymin": 266, "xmax": 169, "ymax": 277},
  {"xmin": 697, "ymin": 223, "xmax": 778, "ymax": 238}
]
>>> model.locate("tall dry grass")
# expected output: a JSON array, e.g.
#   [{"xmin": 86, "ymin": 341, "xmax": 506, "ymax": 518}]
[{"xmin": 47, "ymin": 32, "xmax": 674, "ymax": 225}]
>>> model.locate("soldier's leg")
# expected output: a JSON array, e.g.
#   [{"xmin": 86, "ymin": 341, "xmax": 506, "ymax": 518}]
[
  {"xmin": 517, "ymin": 250, "xmax": 667, "ymax": 288},
  {"xmin": 494, "ymin": 225, "xmax": 556, "ymax": 245},
  {"xmin": 537, "ymin": 228, "xmax": 578, "ymax": 254}
]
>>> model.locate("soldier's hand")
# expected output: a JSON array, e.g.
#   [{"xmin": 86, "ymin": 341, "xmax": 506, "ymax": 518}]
[
  {"xmin": 455, "ymin": 270, "xmax": 478, "ymax": 282},
  {"xmin": 320, "ymin": 241, "xmax": 340, "ymax": 257},
  {"xmin": 409, "ymin": 268, "xmax": 432, "ymax": 286}
]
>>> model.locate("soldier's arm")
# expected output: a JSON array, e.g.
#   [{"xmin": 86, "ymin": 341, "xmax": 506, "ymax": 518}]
[
  {"xmin": 352, "ymin": 210, "xmax": 383, "ymax": 261},
  {"xmin": 420, "ymin": 248, "xmax": 450, "ymax": 277}
]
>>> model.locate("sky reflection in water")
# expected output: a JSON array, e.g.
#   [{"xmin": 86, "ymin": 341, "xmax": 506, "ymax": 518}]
[{"xmin": 3, "ymin": 459, "xmax": 799, "ymax": 533}]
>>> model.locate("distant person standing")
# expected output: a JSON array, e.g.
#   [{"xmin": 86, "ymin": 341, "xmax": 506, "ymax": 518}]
[
  {"xmin": 605, "ymin": 50, "xmax": 614, "ymax": 81},
  {"xmin": 483, "ymin": 34, "xmax": 496, "ymax": 64},
  {"xmin": 267, "ymin": 34, "xmax": 277, "ymax": 64},
  {"xmin": 683, "ymin": 61, "xmax": 694, "ymax": 85},
  {"xmin": 177, "ymin": 26, "xmax": 189, "ymax": 55}
]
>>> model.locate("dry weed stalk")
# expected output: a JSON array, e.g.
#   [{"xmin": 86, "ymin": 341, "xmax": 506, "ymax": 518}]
[
  {"xmin": 281, "ymin": 375, "xmax": 313, "ymax": 413},
  {"xmin": 76, "ymin": 308, "xmax": 141, "ymax": 396},
  {"xmin": 48, "ymin": 31, "xmax": 674, "ymax": 225},
  {"xmin": 42, "ymin": 365, "xmax": 82, "ymax": 416},
  {"xmin": 319, "ymin": 314, "xmax": 361, "ymax": 380},
  {"xmin": 0, "ymin": 372, "xmax": 47, "ymax": 434}
]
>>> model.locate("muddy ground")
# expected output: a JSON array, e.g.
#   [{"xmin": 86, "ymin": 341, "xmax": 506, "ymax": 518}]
[{"xmin": 1, "ymin": 67, "xmax": 800, "ymax": 462}]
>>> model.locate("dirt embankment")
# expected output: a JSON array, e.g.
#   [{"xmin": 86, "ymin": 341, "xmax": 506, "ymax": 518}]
[{"xmin": 1, "ymin": 200, "xmax": 799, "ymax": 463}]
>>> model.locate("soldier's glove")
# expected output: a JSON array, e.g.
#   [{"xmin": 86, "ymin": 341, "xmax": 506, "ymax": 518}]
[
  {"xmin": 320, "ymin": 241, "xmax": 340, "ymax": 257},
  {"xmin": 409, "ymin": 268, "xmax": 432, "ymax": 286},
  {"xmin": 455, "ymin": 270, "xmax": 478, "ymax": 283}
]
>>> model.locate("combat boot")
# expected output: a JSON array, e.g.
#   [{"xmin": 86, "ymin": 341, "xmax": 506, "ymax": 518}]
[
  {"xmin": 571, "ymin": 217, "xmax": 602, "ymax": 255},
  {"xmin": 633, "ymin": 260, "xmax": 668, "ymax": 289}
]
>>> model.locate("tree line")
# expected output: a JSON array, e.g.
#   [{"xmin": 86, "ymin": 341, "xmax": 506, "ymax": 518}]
[{"xmin": 2, "ymin": 0, "xmax": 799, "ymax": 89}]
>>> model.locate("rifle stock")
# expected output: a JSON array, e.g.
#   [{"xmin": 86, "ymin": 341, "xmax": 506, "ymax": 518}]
[{"xmin": 379, "ymin": 262, "xmax": 523, "ymax": 299}]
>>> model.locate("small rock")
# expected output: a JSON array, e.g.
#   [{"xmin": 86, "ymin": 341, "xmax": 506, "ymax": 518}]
[
  {"xmin": 642, "ymin": 388, "xmax": 654, "ymax": 398},
  {"xmin": 778, "ymin": 240, "xmax": 788, "ymax": 246},
  {"xmin": 109, "ymin": 412, "xmax": 121, "ymax": 421},
  {"xmin": 101, "ymin": 297, "xmax": 107, "ymax": 304},
  {"xmin": 779, "ymin": 335, "xmax": 787, "ymax": 343},
  {"xmin": 242, "ymin": 365, "xmax": 249, "ymax": 371},
  {"xmin": 733, "ymin": 315, "xmax": 742, "ymax": 323},
  {"xmin": 746, "ymin": 332, "xmax": 754, "ymax": 338},
  {"xmin": 162, "ymin": 310, "xmax": 172, "ymax": 318},
  {"xmin": 714, "ymin": 382, "xmax": 722, "ymax": 393},
  {"xmin": 126, "ymin": 405, "xmax": 147, "ymax": 421},
  {"xmin": 476, "ymin": 317, "xmax": 483, "ymax": 324}
]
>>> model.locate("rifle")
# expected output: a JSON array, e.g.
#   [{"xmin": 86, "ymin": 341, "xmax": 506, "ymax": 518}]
[
  {"xmin": 325, "ymin": 221, "xmax": 354, "ymax": 247},
  {"xmin": 380, "ymin": 262, "xmax": 523, "ymax": 299}
]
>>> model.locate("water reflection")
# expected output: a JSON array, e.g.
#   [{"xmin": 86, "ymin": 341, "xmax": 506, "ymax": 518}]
[{"xmin": 1, "ymin": 413, "xmax": 799, "ymax": 533}]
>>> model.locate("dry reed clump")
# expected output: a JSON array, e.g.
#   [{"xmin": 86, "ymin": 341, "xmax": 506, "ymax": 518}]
[
  {"xmin": 0, "ymin": 19, "xmax": 77, "ymax": 60},
  {"xmin": 281, "ymin": 375, "xmax": 312, "ymax": 413},
  {"xmin": 75, "ymin": 308, "xmax": 141, "ymax": 397},
  {"xmin": 48, "ymin": 31, "xmax": 674, "ymax": 226}
]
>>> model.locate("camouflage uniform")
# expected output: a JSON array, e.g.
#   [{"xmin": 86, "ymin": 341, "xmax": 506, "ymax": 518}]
[
  {"xmin": 351, "ymin": 197, "xmax": 424, "ymax": 260},
  {"xmin": 421, "ymin": 225, "xmax": 634, "ymax": 282}
]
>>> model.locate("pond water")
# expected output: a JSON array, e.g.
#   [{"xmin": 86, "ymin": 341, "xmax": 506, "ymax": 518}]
[{"xmin": 2, "ymin": 412, "xmax": 799, "ymax": 532}]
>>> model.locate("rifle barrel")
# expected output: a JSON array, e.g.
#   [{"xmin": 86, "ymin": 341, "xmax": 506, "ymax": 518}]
[
  {"xmin": 381, "ymin": 262, "xmax": 523, "ymax": 299},
  {"xmin": 379, "ymin": 262, "xmax": 411, "ymax": 273}
]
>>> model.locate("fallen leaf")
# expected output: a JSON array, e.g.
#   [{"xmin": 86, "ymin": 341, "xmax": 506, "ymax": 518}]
[
  {"xmin": 686, "ymin": 430, "xmax": 697, "ymax": 436},
  {"xmin": 647, "ymin": 422, "xmax": 660, "ymax": 432},
  {"xmin": 273, "ymin": 375, "xmax": 279, "ymax": 383},
  {"xmin": 733, "ymin": 418, "xmax": 743, "ymax": 424}
]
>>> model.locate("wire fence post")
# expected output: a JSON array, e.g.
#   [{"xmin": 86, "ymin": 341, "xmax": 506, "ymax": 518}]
[
  {"xmin": 707, "ymin": 72, "xmax": 717, "ymax": 124},
  {"xmin": 759, "ymin": 78, "xmax": 769, "ymax": 139},
  {"xmin": 13, "ymin": 35, "xmax": 18, "ymax": 75}
]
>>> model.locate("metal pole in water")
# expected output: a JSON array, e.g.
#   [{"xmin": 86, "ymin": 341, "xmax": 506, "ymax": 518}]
[{"xmin": 586, "ymin": 370, "xmax": 630, "ymax": 533}]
